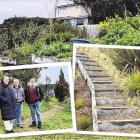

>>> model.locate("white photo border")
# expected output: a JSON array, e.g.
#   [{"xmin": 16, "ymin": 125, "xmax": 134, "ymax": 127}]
[
  {"xmin": 0, "ymin": 62, "xmax": 76, "ymax": 138},
  {"xmin": 73, "ymin": 43, "xmax": 140, "ymax": 137}
]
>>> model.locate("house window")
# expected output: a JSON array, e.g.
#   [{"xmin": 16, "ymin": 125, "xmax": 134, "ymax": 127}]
[
  {"xmin": 64, "ymin": 19, "xmax": 71, "ymax": 24},
  {"xmin": 58, "ymin": 7, "xmax": 65, "ymax": 17},
  {"xmin": 76, "ymin": 18, "xmax": 84, "ymax": 25}
]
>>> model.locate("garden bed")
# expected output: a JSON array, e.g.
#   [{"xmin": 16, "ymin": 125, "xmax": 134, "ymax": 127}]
[{"xmin": 75, "ymin": 67, "xmax": 93, "ymax": 130}]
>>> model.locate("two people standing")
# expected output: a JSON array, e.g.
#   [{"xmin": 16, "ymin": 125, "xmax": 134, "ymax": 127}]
[{"xmin": 0, "ymin": 76, "xmax": 44, "ymax": 133}]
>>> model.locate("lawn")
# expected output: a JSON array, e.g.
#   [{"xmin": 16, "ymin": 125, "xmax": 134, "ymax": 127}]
[
  {"xmin": 0, "ymin": 134, "xmax": 140, "ymax": 140},
  {"xmin": 0, "ymin": 96, "xmax": 72, "ymax": 133}
]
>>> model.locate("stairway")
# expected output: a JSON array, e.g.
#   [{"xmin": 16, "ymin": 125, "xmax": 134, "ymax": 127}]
[{"xmin": 76, "ymin": 52, "xmax": 140, "ymax": 133}]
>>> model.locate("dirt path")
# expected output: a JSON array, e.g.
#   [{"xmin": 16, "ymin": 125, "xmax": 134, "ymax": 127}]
[{"xmin": 14, "ymin": 105, "xmax": 63, "ymax": 132}]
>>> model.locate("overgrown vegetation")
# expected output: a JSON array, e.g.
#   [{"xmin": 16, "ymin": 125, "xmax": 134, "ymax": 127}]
[
  {"xmin": 100, "ymin": 48, "xmax": 140, "ymax": 74},
  {"xmin": 93, "ymin": 15, "xmax": 140, "ymax": 46},
  {"xmin": 0, "ymin": 17, "xmax": 85, "ymax": 62}
]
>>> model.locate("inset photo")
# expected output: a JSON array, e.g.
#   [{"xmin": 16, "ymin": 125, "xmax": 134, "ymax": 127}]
[
  {"xmin": 0, "ymin": 62, "xmax": 74, "ymax": 136},
  {"xmin": 74, "ymin": 44, "xmax": 140, "ymax": 134}
]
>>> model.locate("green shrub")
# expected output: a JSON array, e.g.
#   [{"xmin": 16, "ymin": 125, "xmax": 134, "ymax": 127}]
[
  {"xmin": 128, "ymin": 72, "xmax": 140, "ymax": 90},
  {"xmin": 76, "ymin": 116, "xmax": 91, "ymax": 130},
  {"xmin": 9, "ymin": 37, "xmax": 45, "ymax": 58},
  {"xmin": 75, "ymin": 98, "xmax": 85, "ymax": 109},
  {"xmin": 59, "ymin": 32, "xmax": 76, "ymax": 42},
  {"xmin": 97, "ymin": 15, "xmax": 140, "ymax": 46},
  {"xmin": 1, "ymin": 18, "xmax": 78, "ymax": 59},
  {"xmin": 45, "ymin": 34, "xmax": 58, "ymax": 44},
  {"xmin": 37, "ymin": 41, "xmax": 72, "ymax": 58}
]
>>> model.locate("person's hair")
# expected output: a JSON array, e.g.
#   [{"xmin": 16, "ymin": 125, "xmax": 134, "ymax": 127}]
[
  {"xmin": 28, "ymin": 78, "xmax": 37, "ymax": 88},
  {"xmin": 30, "ymin": 78, "xmax": 36, "ymax": 82},
  {"xmin": 1, "ymin": 76, "xmax": 9, "ymax": 85},
  {"xmin": 13, "ymin": 78, "xmax": 21, "ymax": 88}
]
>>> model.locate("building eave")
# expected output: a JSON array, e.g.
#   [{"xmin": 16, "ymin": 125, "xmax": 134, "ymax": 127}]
[{"xmin": 57, "ymin": 4, "xmax": 78, "ymax": 8}]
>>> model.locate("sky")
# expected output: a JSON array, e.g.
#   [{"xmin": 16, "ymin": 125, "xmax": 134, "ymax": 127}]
[
  {"xmin": 37, "ymin": 65, "xmax": 69, "ymax": 85},
  {"xmin": 0, "ymin": 0, "xmax": 74, "ymax": 24},
  {"xmin": 0, "ymin": 0, "xmax": 56, "ymax": 24}
]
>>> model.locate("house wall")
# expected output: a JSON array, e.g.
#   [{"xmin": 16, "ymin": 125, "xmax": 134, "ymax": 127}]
[
  {"xmin": 57, "ymin": 0, "xmax": 73, "ymax": 6},
  {"xmin": 56, "ymin": 5, "xmax": 88, "ymax": 18}
]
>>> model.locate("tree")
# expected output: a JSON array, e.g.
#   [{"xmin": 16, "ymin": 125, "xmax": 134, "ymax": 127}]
[
  {"xmin": 54, "ymin": 68, "xmax": 69, "ymax": 102},
  {"xmin": 73, "ymin": 0, "xmax": 140, "ymax": 24},
  {"xmin": 7, "ymin": 26, "xmax": 15, "ymax": 49},
  {"xmin": 5, "ymin": 68, "xmax": 41, "ymax": 87}
]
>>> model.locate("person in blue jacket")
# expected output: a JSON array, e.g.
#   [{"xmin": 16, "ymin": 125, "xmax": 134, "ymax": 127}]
[{"xmin": 0, "ymin": 76, "xmax": 16, "ymax": 133}]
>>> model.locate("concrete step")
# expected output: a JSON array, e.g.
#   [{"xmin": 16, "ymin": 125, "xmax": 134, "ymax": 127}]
[
  {"xmin": 87, "ymin": 70, "xmax": 108, "ymax": 76},
  {"xmin": 76, "ymin": 52, "xmax": 85, "ymax": 56},
  {"xmin": 98, "ymin": 119, "xmax": 140, "ymax": 131},
  {"xmin": 94, "ymin": 84, "xmax": 120, "ymax": 92},
  {"xmin": 79, "ymin": 58, "xmax": 96, "ymax": 63},
  {"xmin": 96, "ymin": 97, "xmax": 125, "ymax": 106},
  {"xmin": 98, "ymin": 113, "xmax": 140, "ymax": 121},
  {"xmin": 84, "ymin": 66, "xmax": 104, "ymax": 72},
  {"xmin": 96, "ymin": 92, "xmax": 124, "ymax": 98},
  {"xmin": 89, "ymin": 74, "xmax": 110, "ymax": 78},
  {"xmin": 95, "ymin": 90, "xmax": 120, "ymax": 95},
  {"xmin": 97, "ymin": 106, "xmax": 138, "ymax": 116},
  {"xmin": 92, "ymin": 81, "xmax": 115, "ymax": 84},
  {"xmin": 91, "ymin": 77, "xmax": 113, "ymax": 82},
  {"xmin": 76, "ymin": 54, "xmax": 89, "ymax": 59},
  {"xmin": 82, "ymin": 61, "xmax": 99, "ymax": 67}
]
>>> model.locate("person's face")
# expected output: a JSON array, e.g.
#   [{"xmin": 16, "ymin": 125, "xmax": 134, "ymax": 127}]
[
  {"xmin": 3, "ymin": 77, "xmax": 9, "ymax": 85},
  {"xmin": 13, "ymin": 79, "xmax": 19, "ymax": 87},
  {"xmin": 30, "ymin": 79, "xmax": 36, "ymax": 86}
]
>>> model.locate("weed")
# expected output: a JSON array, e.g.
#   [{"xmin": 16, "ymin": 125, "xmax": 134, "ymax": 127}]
[
  {"xmin": 75, "ymin": 98, "xmax": 85, "ymax": 109},
  {"xmin": 76, "ymin": 116, "xmax": 92, "ymax": 130}
]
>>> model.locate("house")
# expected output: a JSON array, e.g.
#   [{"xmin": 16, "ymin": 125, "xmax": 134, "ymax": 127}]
[
  {"xmin": 56, "ymin": 0, "xmax": 89, "ymax": 25},
  {"xmin": 46, "ymin": 0, "xmax": 89, "ymax": 25}
]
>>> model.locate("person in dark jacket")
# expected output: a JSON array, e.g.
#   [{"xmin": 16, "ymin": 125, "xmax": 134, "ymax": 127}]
[
  {"xmin": 13, "ymin": 79, "xmax": 25, "ymax": 128},
  {"xmin": 24, "ymin": 78, "xmax": 44, "ymax": 129},
  {"xmin": 0, "ymin": 76, "xmax": 16, "ymax": 133}
]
